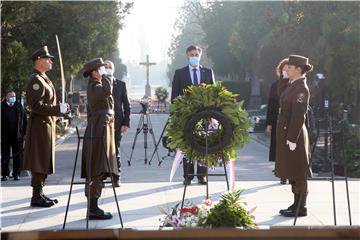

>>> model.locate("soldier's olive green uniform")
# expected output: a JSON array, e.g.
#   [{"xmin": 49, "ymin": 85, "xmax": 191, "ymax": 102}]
[
  {"xmin": 275, "ymin": 78, "xmax": 312, "ymax": 194},
  {"xmin": 81, "ymin": 74, "xmax": 117, "ymax": 198},
  {"xmin": 24, "ymin": 69, "xmax": 60, "ymax": 187}
]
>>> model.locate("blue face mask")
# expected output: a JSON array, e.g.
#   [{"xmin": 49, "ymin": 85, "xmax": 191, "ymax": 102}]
[
  {"xmin": 8, "ymin": 96, "xmax": 16, "ymax": 104},
  {"xmin": 189, "ymin": 56, "xmax": 200, "ymax": 66},
  {"xmin": 107, "ymin": 68, "xmax": 113, "ymax": 76}
]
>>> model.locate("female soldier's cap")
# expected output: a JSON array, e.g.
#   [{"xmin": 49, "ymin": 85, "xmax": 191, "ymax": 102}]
[
  {"xmin": 83, "ymin": 58, "xmax": 107, "ymax": 77},
  {"xmin": 288, "ymin": 55, "xmax": 313, "ymax": 72},
  {"xmin": 31, "ymin": 46, "xmax": 54, "ymax": 61}
]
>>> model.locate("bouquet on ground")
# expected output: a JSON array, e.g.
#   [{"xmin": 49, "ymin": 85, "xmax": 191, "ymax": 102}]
[
  {"xmin": 159, "ymin": 190, "xmax": 256, "ymax": 229},
  {"xmin": 159, "ymin": 198, "xmax": 212, "ymax": 228}
]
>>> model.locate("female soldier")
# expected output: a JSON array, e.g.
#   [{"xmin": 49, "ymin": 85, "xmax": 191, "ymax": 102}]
[
  {"xmin": 81, "ymin": 58, "xmax": 118, "ymax": 220},
  {"xmin": 275, "ymin": 55, "xmax": 313, "ymax": 217},
  {"xmin": 265, "ymin": 58, "xmax": 289, "ymax": 184}
]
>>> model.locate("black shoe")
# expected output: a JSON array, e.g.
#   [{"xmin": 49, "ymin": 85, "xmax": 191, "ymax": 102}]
[
  {"xmin": 112, "ymin": 175, "xmax": 120, "ymax": 187},
  {"xmin": 114, "ymin": 180, "xmax": 120, "ymax": 188},
  {"xmin": 40, "ymin": 187, "xmax": 58, "ymax": 204},
  {"xmin": 1, "ymin": 176, "xmax": 8, "ymax": 181},
  {"xmin": 279, "ymin": 204, "xmax": 295, "ymax": 214},
  {"xmin": 31, "ymin": 196, "xmax": 55, "ymax": 208},
  {"xmin": 42, "ymin": 194, "xmax": 58, "ymax": 204},
  {"xmin": 280, "ymin": 178, "xmax": 287, "ymax": 184},
  {"xmin": 13, "ymin": 175, "xmax": 20, "ymax": 181},
  {"xmin": 198, "ymin": 178, "xmax": 207, "ymax": 185},
  {"xmin": 183, "ymin": 179, "xmax": 191, "ymax": 185},
  {"xmin": 281, "ymin": 207, "xmax": 307, "ymax": 217},
  {"xmin": 89, "ymin": 208, "xmax": 113, "ymax": 220}
]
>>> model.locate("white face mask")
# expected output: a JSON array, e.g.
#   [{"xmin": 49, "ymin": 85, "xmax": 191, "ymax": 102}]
[
  {"xmin": 107, "ymin": 68, "xmax": 113, "ymax": 76},
  {"xmin": 282, "ymin": 70, "xmax": 288, "ymax": 79}
]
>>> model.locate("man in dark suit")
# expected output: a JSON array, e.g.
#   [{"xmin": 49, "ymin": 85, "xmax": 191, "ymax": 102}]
[
  {"xmin": 1, "ymin": 90, "xmax": 27, "ymax": 181},
  {"xmin": 171, "ymin": 45, "xmax": 215, "ymax": 185},
  {"xmin": 105, "ymin": 60, "xmax": 131, "ymax": 187}
]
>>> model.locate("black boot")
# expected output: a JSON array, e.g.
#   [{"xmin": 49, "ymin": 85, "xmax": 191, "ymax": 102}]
[
  {"xmin": 40, "ymin": 187, "xmax": 58, "ymax": 204},
  {"xmin": 279, "ymin": 193, "xmax": 298, "ymax": 214},
  {"xmin": 30, "ymin": 187, "xmax": 55, "ymax": 207},
  {"xmin": 282, "ymin": 193, "xmax": 307, "ymax": 217},
  {"xmin": 88, "ymin": 198, "xmax": 112, "ymax": 220},
  {"xmin": 113, "ymin": 174, "xmax": 120, "ymax": 188},
  {"xmin": 280, "ymin": 178, "xmax": 287, "ymax": 184}
]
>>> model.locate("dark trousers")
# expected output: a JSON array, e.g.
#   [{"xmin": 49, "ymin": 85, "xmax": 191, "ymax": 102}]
[
  {"xmin": 183, "ymin": 158, "xmax": 207, "ymax": 181},
  {"xmin": 289, "ymin": 179, "xmax": 308, "ymax": 194},
  {"xmin": 114, "ymin": 134, "xmax": 122, "ymax": 176},
  {"xmin": 1, "ymin": 141, "xmax": 22, "ymax": 177},
  {"xmin": 85, "ymin": 175, "xmax": 103, "ymax": 198},
  {"xmin": 31, "ymin": 172, "xmax": 47, "ymax": 187}
]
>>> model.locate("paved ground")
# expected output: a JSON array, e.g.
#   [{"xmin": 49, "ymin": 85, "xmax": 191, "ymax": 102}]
[{"xmin": 1, "ymin": 113, "xmax": 359, "ymax": 232}]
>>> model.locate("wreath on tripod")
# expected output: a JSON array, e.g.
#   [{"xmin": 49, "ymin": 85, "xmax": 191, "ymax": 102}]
[
  {"xmin": 155, "ymin": 87, "xmax": 169, "ymax": 102},
  {"xmin": 166, "ymin": 82, "xmax": 249, "ymax": 167}
]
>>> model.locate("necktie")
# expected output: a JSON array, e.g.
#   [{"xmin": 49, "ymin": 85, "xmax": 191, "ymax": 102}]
[{"xmin": 193, "ymin": 68, "xmax": 199, "ymax": 86}]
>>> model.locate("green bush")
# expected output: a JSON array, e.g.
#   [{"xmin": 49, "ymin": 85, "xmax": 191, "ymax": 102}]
[
  {"xmin": 200, "ymin": 190, "xmax": 255, "ymax": 228},
  {"xmin": 333, "ymin": 121, "xmax": 360, "ymax": 178}
]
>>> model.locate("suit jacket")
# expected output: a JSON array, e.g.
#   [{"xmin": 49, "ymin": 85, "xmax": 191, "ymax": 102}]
[
  {"xmin": 1, "ymin": 100, "xmax": 27, "ymax": 142},
  {"xmin": 112, "ymin": 78, "xmax": 131, "ymax": 133},
  {"xmin": 171, "ymin": 65, "xmax": 215, "ymax": 102},
  {"xmin": 265, "ymin": 81, "xmax": 279, "ymax": 162}
]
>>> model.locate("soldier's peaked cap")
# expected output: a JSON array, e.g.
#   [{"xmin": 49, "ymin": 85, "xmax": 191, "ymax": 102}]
[
  {"xmin": 83, "ymin": 58, "xmax": 107, "ymax": 78},
  {"xmin": 288, "ymin": 55, "xmax": 313, "ymax": 72},
  {"xmin": 31, "ymin": 46, "xmax": 54, "ymax": 61}
]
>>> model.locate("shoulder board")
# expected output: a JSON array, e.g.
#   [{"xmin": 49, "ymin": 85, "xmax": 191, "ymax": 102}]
[{"xmin": 29, "ymin": 72, "xmax": 44, "ymax": 81}]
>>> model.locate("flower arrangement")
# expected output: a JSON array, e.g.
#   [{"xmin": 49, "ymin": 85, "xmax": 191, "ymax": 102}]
[
  {"xmin": 159, "ymin": 190, "xmax": 256, "ymax": 229},
  {"xmin": 159, "ymin": 199, "xmax": 211, "ymax": 228},
  {"xmin": 166, "ymin": 82, "xmax": 249, "ymax": 167},
  {"xmin": 155, "ymin": 86, "xmax": 169, "ymax": 102}
]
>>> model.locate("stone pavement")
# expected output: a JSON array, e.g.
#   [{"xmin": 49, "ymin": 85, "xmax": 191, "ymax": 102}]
[{"xmin": 1, "ymin": 114, "xmax": 359, "ymax": 232}]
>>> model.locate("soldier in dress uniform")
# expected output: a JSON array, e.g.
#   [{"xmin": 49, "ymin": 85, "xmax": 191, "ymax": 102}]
[
  {"xmin": 81, "ymin": 58, "xmax": 117, "ymax": 220},
  {"xmin": 275, "ymin": 55, "xmax": 313, "ymax": 217},
  {"xmin": 24, "ymin": 46, "xmax": 69, "ymax": 207}
]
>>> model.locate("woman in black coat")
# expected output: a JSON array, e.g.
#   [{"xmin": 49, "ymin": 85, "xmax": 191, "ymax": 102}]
[{"xmin": 266, "ymin": 58, "xmax": 289, "ymax": 184}]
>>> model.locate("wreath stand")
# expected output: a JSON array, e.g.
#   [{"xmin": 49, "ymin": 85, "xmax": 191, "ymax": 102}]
[
  {"xmin": 62, "ymin": 126, "xmax": 123, "ymax": 230},
  {"xmin": 180, "ymin": 109, "xmax": 233, "ymax": 209}
]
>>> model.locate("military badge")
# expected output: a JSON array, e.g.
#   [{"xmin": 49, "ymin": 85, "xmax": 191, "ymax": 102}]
[
  {"xmin": 33, "ymin": 83, "xmax": 40, "ymax": 91},
  {"xmin": 297, "ymin": 93, "xmax": 305, "ymax": 103}
]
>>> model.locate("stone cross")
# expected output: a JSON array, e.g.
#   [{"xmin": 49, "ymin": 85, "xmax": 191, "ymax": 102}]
[{"xmin": 140, "ymin": 55, "xmax": 156, "ymax": 98}]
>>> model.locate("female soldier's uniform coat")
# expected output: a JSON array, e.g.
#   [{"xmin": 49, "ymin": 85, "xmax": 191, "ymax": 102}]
[
  {"xmin": 275, "ymin": 78, "xmax": 312, "ymax": 181},
  {"xmin": 81, "ymin": 76, "xmax": 117, "ymax": 179}
]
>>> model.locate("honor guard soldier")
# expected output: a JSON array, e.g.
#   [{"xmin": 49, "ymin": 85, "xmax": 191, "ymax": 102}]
[
  {"xmin": 23, "ymin": 46, "xmax": 69, "ymax": 207},
  {"xmin": 275, "ymin": 55, "xmax": 313, "ymax": 217},
  {"xmin": 81, "ymin": 58, "xmax": 118, "ymax": 220}
]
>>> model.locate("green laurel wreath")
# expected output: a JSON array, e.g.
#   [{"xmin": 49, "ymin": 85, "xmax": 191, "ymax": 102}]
[
  {"xmin": 155, "ymin": 86, "xmax": 169, "ymax": 102},
  {"xmin": 166, "ymin": 82, "xmax": 250, "ymax": 167}
]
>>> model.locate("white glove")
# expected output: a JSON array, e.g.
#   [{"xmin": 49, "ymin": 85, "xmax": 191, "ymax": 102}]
[
  {"xmin": 98, "ymin": 66, "xmax": 107, "ymax": 76},
  {"xmin": 286, "ymin": 140, "xmax": 296, "ymax": 151},
  {"xmin": 266, "ymin": 125, "xmax": 272, "ymax": 133},
  {"xmin": 60, "ymin": 103, "xmax": 68, "ymax": 114}
]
